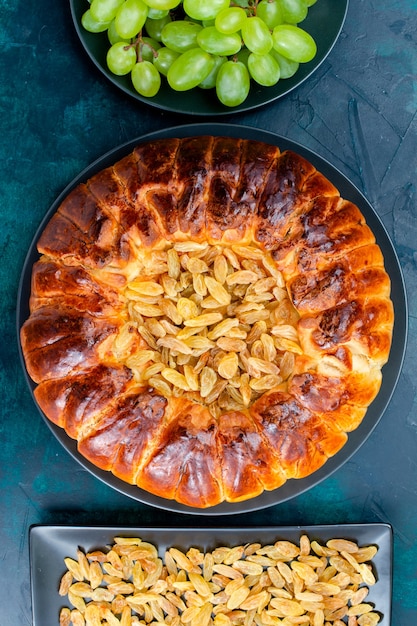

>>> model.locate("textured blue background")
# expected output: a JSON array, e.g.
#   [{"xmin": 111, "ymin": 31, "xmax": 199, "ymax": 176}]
[{"xmin": 1, "ymin": 1, "xmax": 416, "ymax": 624}]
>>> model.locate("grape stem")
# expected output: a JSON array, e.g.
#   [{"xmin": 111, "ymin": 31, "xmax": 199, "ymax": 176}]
[
  {"xmin": 230, "ymin": 0, "xmax": 258, "ymax": 17},
  {"xmin": 124, "ymin": 31, "xmax": 160, "ymax": 63}
]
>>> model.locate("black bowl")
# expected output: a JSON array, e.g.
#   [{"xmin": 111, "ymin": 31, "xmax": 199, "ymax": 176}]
[{"xmin": 70, "ymin": 0, "xmax": 349, "ymax": 115}]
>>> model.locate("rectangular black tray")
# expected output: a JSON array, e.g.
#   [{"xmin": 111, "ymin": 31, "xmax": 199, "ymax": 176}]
[{"xmin": 30, "ymin": 524, "xmax": 392, "ymax": 625}]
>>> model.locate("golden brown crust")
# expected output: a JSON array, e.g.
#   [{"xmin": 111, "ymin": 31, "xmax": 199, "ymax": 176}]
[
  {"xmin": 20, "ymin": 136, "xmax": 394, "ymax": 508},
  {"xmin": 217, "ymin": 410, "xmax": 287, "ymax": 501},
  {"xmin": 249, "ymin": 390, "xmax": 348, "ymax": 480},
  {"xmin": 29, "ymin": 259, "xmax": 123, "ymax": 315},
  {"xmin": 137, "ymin": 399, "xmax": 223, "ymax": 508},
  {"xmin": 298, "ymin": 296, "xmax": 394, "ymax": 366},
  {"xmin": 34, "ymin": 364, "xmax": 134, "ymax": 438},
  {"xmin": 79, "ymin": 391, "xmax": 168, "ymax": 482},
  {"xmin": 21, "ymin": 308, "xmax": 118, "ymax": 383}
]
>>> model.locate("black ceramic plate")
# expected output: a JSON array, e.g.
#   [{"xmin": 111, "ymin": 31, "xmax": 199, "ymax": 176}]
[
  {"xmin": 30, "ymin": 524, "xmax": 392, "ymax": 626},
  {"xmin": 69, "ymin": 0, "xmax": 348, "ymax": 115},
  {"xmin": 17, "ymin": 124, "xmax": 407, "ymax": 516}
]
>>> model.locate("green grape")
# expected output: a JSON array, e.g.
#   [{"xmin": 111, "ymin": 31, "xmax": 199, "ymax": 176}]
[
  {"xmin": 306, "ymin": 0, "xmax": 317, "ymax": 5},
  {"xmin": 147, "ymin": 7, "xmax": 169, "ymax": 17},
  {"xmin": 139, "ymin": 36, "xmax": 161, "ymax": 61},
  {"xmin": 161, "ymin": 20, "xmax": 202, "ymax": 52},
  {"xmin": 241, "ymin": 16, "xmax": 273, "ymax": 55},
  {"xmin": 183, "ymin": 0, "xmax": 229, "ymax": 21},
  {"xmin": 256, "ymin": 0, "xmax": 284, "ymax": 29},
  {"xmin": 106, "ymin": 41, "xmax": 137, "ymax": 74},
  {"xmin": 167, "ymin": 48, "xmax": 215, "ymax": 90},
  {"xmin": 142, "ymin": 0, "xmax": 181, "ymax": 9},
  {"xmin": 115, "ymin": 0, "xmax": 148, "ymax": 39},
  {"xmin": 108, "ymin": 19, "xmax": 130, "ymax": 44},
  {"xmin": 198, "ymin": 55, "xmax": 226, "ymax": 89},
  {"xmin": 144, "ymin": 14, "xmax": 172, "ymax": 41},
  {"xmin": 236, "ymin": 47, "xmax": 251, "ymax": 65},
  {"xmin": 279, "ymin": 0, "xmax": 308, "ymax": 24},
  {"xmin": 214, "ymin": 7, "xmax": 247, "ymax": 34},
  {"xmin": 131, "ymin": 60, "xmax": 161, "ymax": 96},
  {"xmin": 90, "ymin": 0, "xmax": 125, "ymax": 23},
  {"xmin": 197, "ymin": 27, "xmax": 242, "ymax": 56},
  {"xmin": 216, "ymin": 60, "xmax": 250, "ymax": 107},
  {"xmin": 247, "ymin": 52, "xmax": 280, "ymax": 86},
  {"xmin": 153, "ymin": 46, "xmax": 180, "ymax": 75},
  {"xmin": 272, "ymin": 24, "xmax": 317, "ymax": 62},
  {"xmin": 81, "ymin": 9, "xmax": 111, "ymax": 33},
  {"xmin": 269, "ymin": 48, "xmax": 299, "ymax": 78}
]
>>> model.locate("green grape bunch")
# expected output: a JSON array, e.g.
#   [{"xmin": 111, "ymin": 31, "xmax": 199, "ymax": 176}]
[{"xmin": 81, "ymin": 0, "xmax": 319, "ymax": 107}]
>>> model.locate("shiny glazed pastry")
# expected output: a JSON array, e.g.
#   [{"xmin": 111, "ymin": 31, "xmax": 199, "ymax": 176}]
[{"xmin": 20, "ymin": 136, "xmax": 394, "ymax": 508}]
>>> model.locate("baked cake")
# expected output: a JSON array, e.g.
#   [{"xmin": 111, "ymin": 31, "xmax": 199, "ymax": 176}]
[{"xmin": 20, "ymin": 136, "xmax": 394, "ymax": 507}]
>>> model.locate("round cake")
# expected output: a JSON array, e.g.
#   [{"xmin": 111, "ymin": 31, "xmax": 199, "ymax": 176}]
[{"xmin": 20, "ymin": 136, "xmax": 394, "ymax": 508}]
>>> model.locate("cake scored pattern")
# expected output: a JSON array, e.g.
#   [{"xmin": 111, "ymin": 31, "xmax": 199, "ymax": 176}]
[{"xmin": 20, "ymin": 136, "xmax": 394, "ymax": 508}]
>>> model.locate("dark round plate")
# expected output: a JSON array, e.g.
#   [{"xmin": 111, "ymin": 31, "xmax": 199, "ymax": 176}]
[
  {"xmin": 69, "ymin": 0, "xmax": 349, "ymax": 115},
  {"xmin": 17, "ymin": 124, "xmax": 407, "ymax": 516}
]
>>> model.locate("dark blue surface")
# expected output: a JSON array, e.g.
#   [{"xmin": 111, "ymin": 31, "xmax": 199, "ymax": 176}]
[{"xmin": 1, "ymin": 1, "xmax": 416, "ymax": 624}]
